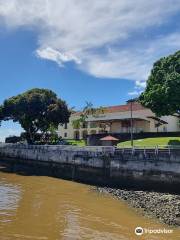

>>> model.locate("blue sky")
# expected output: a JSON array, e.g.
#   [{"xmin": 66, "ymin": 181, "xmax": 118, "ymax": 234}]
[{"xmin": 0, "ymin": 0, "xmax": 180, "ymax": 141}]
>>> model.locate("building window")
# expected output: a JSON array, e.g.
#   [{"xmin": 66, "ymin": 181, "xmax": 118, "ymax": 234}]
[
  {"xmin": 64, "ymin": 123, "xmax": 68, "ymax": 129},
  {"xmin": 163, "ymin": 126, "xmax": 167, "ymax": 132},
  {"xmin": 82, "ymin": 122, "xmax": 88, "ymax": 128},
  {"xmin": 90, "ymin": 122, "xmax": 97, "ymax": 128},
  {"xmin": 64, "ymin": 133, "xmax": 67, "ymax": 137},
  {"xmin": 121, "ymin": 120, "xmax": 130, "ymax": 128},
  {"xmin": 74, "ymin": 131, "xmax": 80, "ymax": 140},
  {"xmin": 82, "ymin": 130, "xmax": 88, "ymax": 139}
]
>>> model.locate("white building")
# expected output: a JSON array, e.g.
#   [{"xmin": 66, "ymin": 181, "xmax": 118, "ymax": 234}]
[{"xmin": 58, "ymin": 102, "xmax": 180, "ymax": 140}]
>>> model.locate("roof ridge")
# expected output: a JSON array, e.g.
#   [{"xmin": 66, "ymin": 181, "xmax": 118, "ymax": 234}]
[{"xmin": 72, "ymin": 102, "xmax": 145, "ymax": 115}]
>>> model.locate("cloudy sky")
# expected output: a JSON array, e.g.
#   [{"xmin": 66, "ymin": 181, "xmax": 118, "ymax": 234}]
[{"xmin": 0, "ymin": 0, "xmax": 180, "ymax": 141}]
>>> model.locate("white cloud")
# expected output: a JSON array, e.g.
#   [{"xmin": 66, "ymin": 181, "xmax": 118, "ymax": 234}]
[
  {"xmin": 81, "ymin": 32, "xmax": 180, "ymax": 81},
  {"xmin": 128, "ymin": 90, "xmax": 140, "ymax": 96},
  {"xmin": 36, "ymin": 47, "xmax": 81, "ymax": 66},
  {"xmin": 0, "ymin": 0, "xmax": 180, "ymax": 81},
  {"xmin": 135, "ymin": 81, "xmax": 146, "ymax": 89}
]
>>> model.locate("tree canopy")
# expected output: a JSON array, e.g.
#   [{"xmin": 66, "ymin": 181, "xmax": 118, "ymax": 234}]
[
  {"xmin": 0, "ymin": 88, "xmax": 70, "ymax": 143},
  {"xmin": 139, "ymin": 50, "xmax": 180, "ymax": 117}
]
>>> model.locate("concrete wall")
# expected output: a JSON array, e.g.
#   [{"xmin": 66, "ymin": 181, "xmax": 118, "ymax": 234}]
[
  {"xmin": 0, "ymin": 144, "xmax": 113, "ymax": 169},
  {"xmin": 0, "ymin": 144, "xmax": 180, "ymax": 192}
]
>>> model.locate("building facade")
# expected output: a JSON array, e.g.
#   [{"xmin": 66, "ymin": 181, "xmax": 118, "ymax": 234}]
[{"xmin": 58, "ymin": 102, "xmax": 180, "ymax": 140}]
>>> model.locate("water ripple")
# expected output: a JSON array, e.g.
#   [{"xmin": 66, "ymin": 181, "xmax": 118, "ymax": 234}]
[{"xmin": 0, "ymin": 182, "xmax": 21, "ymax": 211}]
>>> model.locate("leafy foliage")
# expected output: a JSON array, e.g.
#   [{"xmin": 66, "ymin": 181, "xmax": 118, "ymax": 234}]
[
  {"xmin": 5, "ymin": 136, "xmax": 21, "ymax": 143},
  {"xmin": 139, "ymin": 50, "xmax": 180, "ymax": 117},
  {"xmin": 1, "ymin": 88, "xmax": 70, "ymax": 143},
  {"xmin": 72, "ymin": 101, "xmax": 104, "ymax": 129}
]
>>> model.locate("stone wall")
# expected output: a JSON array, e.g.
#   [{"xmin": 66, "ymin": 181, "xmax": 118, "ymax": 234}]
[{"xmin": 0, "ymin": 144, "xmax": 180, "ymax": 192}]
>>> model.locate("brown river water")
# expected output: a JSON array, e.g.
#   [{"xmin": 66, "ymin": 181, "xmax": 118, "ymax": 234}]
[{"xmin": 0, "ymin": 171, "xmax": 180, "ymax": 240}]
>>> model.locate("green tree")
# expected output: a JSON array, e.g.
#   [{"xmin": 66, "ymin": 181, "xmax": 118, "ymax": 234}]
[
  {"xmin": 139, "ymin": 50, "xmax": 180, "ymax": 117},
  {"xmin": 1, "ymin": 88, "xmax": 70, "ymax": 143},
  {"xmin": 44, "ymin": 124, "xmax": 60, "ymax": 144},
  {"xmin": 72, "ymin": 102, "xmax": 105, "ymax": 129}
]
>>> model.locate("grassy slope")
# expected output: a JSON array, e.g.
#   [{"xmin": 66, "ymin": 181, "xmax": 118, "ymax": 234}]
[
  {"xmin": 66, "ymin": 139, "xmax": 86, "ymax": 146},
  {"xmin": 117, "ymin": 137, "xmax": 180, "ymax": 147}
]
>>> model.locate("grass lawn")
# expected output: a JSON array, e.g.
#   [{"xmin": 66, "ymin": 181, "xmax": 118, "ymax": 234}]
[
  {"xmin": 66, "ymin": 139, "xmax": 86, "ymax": 146},
  {"xmin": 117, "ymin": 137, "xmax": 180, "ymax": 148}
]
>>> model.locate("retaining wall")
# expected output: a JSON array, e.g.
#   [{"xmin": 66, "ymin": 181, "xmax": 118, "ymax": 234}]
[{"xmin": 0, "ymin": 144, "xmax": 180, "ymax": 192}]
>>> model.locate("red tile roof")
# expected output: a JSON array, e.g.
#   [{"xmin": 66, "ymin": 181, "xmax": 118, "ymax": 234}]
[
  {"xmin": 104, "ymin": 102, "xmax": 145, "ymax": 113},
  {"xmin": 72, "ymin": 102, "xmax": 146, "ymax": 116}
]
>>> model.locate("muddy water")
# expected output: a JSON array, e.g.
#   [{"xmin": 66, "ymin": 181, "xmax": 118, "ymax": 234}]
[{"xmin": 0, "ymin": 171, "xmax": 179, "ymax": 240}]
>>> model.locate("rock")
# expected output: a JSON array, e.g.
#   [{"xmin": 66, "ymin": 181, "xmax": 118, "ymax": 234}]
[{"xmin": 93, "ymin": 186, "xmax": 180, "ymax": 227}]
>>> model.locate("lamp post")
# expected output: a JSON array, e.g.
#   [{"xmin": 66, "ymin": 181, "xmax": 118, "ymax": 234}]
[
  {"xmin": 127, "ymin": 98, "xmax": 136, "ymax": 147},
  {"xmin": 130, "ymin": 100, "xmax": 133, "ymax": 147}
]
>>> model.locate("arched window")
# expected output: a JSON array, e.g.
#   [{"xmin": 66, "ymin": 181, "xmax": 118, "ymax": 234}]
[
  {"xmin": 74, "ymin": 131, "xmax": 80, "ymax": 140},
  {"xmin": 82, "ymin": 130, "xmax": 88, "ymax": 139}
]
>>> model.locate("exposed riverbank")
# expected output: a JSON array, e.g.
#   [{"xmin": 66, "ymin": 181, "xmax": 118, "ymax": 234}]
[{"xmin": 93, "ymin": 187, "xmax": 180, "ymax": 227}]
